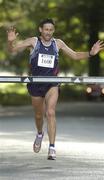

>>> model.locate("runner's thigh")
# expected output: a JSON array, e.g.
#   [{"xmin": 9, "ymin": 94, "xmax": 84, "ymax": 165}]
[
  {"xmin": 45, "ymin": 87, "xmax": 59, "ymax": 109},
  {"xmin": 31, "ymin": 96, "xmax": 45, "ymax": 113}
]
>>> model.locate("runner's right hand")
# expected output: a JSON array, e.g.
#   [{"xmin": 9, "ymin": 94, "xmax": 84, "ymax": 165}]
[{"xmin": 7, "ymin": 27, "xmax": 19, "ymax": 42}]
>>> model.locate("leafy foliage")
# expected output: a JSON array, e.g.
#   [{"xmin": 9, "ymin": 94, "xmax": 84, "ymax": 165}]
[{"xmin": 0, "ymin": 0, "xmax": 104, "ymax": 75}]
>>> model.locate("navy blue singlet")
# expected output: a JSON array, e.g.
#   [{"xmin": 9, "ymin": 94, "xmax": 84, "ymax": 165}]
[{"xmin": 27, "ymin": 37, "xmax": 60, "ymax": 97}]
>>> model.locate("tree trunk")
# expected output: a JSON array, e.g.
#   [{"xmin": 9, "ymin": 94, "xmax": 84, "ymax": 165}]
[
  {"xmin": 88, "ymin": 5, "xmax": 100, "ymax": 76},
  {"xmin": 88, "ymin": 29, "xmax": 100, "ymax": 76}
]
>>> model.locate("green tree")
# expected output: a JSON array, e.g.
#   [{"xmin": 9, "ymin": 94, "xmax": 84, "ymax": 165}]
[
  {"xmin": 0, "ymin": 0, "xmax": 104, "ymax": 76},
  {"xmin": 54, "ymin": 0, "xmax": 104, "ymax": 76},
  {"xmin": 74, "ymin": 0, "xmax": 104, "ymax": 76}
]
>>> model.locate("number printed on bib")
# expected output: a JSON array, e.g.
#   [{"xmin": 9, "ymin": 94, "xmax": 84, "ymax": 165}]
[{"xmin": 38, "ymin": 54, "xmax": 55, "ymax": 68}]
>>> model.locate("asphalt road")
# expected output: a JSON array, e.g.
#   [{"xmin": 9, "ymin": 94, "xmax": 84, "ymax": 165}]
[{"xmin": 0, "ymin": 102, "xmax": 104, "ymax": 180}]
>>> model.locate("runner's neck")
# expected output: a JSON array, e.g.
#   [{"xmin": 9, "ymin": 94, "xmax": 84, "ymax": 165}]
[{"xmin": 40, "ymin": 36, "xmax": 53, "ymax": 47}]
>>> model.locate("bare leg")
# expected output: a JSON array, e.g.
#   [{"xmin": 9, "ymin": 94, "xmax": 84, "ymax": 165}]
[
  {"xmin": 32, "ymin": 96, "xmax": 45, "ymax": 153},
  {"xmin": 31, "ymin": 96, "xmax": 44, "ymax": 133},
  {"xmin": 45, "ymin": 86, "xmax": 59, "ymax": 145}
]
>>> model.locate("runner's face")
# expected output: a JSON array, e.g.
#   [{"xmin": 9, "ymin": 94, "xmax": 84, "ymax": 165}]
[{"xmin": 39, "ymin": 23, "xmax": 55, "ymax": 41}]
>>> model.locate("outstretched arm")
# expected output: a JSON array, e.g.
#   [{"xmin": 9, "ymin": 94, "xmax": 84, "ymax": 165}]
[
  {"xmin": 57, "ymin": 39, "xmax": 104, "ymax": 60},
  {"xmin": 7, "ymin": 27, "xmax": 34, "ymax": 53}
]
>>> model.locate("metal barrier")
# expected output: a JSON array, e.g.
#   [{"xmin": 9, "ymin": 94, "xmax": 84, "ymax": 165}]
[{"xmin": 0, "ymin": 76, "xmax": 104, "ymax": 84}]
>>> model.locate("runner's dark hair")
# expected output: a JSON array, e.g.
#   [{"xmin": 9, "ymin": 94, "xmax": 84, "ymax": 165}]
[{"xmin": 39, "ymin": 18, "xmax": 55, "ymax": 27}]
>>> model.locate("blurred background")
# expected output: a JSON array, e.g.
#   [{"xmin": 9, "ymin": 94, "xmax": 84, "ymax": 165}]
[{"xmin": 0, "ymin": 0, "xmax": 104, "ymax": 105}]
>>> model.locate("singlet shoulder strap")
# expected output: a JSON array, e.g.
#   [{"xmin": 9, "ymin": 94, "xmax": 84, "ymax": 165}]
[
  {"xmin": 52, "ymin": 38, "xmax": 59, "ymax": 60},
  {"xmin": 52, "ymin": 38, "xmax": 59, "ymax": 52},
  {"xmin": 30, "ymin": 37, "xmax": 41, "ymax": 56},
  {"xmin": 29, "ymin": 37, "xmax": 41, "ymax": 64}
]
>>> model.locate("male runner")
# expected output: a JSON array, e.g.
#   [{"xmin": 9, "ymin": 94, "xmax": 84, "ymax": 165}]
[{"xmin": 7, "ymin": 18, "xmax": 104, "ymax": 160}]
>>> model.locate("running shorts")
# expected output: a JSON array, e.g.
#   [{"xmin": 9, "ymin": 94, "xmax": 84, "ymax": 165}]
[{"xmin": 27, "ymin": 83, "xmax": 60, "ymax": 97}]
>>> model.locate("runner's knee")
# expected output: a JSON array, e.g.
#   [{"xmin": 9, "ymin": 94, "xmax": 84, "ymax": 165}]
[
  {"xmin": 35, "ymin": 112, "xmax": 43, "ymax": 121},
  {"xmin": 46, "ymin": 108, "xmax": 55, "ymax": 119}
]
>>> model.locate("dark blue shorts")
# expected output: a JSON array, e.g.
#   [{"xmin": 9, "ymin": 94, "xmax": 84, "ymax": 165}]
[{"xmin": 27, "ymin": 83, "xmax": 60, "ymax": 97}]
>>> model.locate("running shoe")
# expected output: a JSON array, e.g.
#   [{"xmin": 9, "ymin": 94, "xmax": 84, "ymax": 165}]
[
  {"xmin": 33, "ymin": 133, "xmax": 44, "ymax": 153},
  {"xmin": 47, "ymin": 147, "xmax": 56, "ymax": 160}
]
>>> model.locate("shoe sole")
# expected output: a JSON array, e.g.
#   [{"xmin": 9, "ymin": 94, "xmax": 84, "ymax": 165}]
[
  {"xmin": 47, "ymin": 156, "xmax": 56, "ymax": 160},
  {"xmin": 33, "ymin": 133, "xmax": 44, "ymax": 153},
  {"xmin": 33, "ymin": 144, "xmax": 41, "ymax": 153}
]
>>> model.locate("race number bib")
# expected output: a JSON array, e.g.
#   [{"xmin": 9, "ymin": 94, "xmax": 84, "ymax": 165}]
[{"xmin": 38, "ymin": 53, "xmax": 55, "ymax": 68}]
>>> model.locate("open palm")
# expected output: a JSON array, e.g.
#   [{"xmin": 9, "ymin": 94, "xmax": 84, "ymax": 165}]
[
  {"xmin": 7, "ymin": 27, "xmax": 19, "ymax": 41},
  {"xmin": 90, "ymin": 40, "xmax": 104, "ymax": 55}
]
